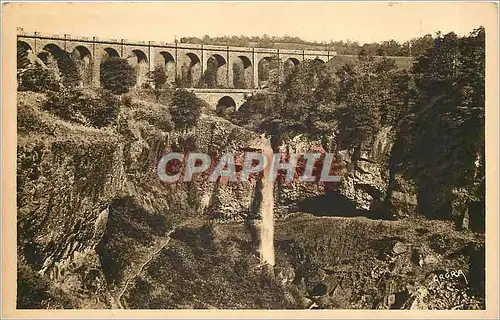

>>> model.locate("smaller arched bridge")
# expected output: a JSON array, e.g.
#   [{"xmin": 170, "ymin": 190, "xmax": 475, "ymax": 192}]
[
  {"xmin": 184, "ymin": 88, "xmax": 265, "ymax": 111},
  {"xmin": 17, "ymin": 29, "xmax": 334, "ymax": 113}
]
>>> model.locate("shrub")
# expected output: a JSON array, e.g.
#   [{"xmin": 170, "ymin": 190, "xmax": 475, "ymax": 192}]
[
  {"xmin": 17, "ymin": 94, "xmax": 55, "ymax": 135},
  {"xmin": 43, "ymin": 88, "xmax": 120, "ymax": 128},
  {"xmin": 128, "ymin": 88, "xmax": 174, "ymax": 104},
  {"xmin": 141, "ymin": 82, "xmax": 152, "ymax": 90},
  {"xmin": 18, "ymin": 64, "xmax": 61, "ymax": 92},
  {"xmin": 231, "ymin": 93, "xmax": 277, "ymax": 130},
  {"xmin": 122, "ymin": 94, "xmax": 133, "ymax": 108},
  {"xmin": 133, "ymin": 101, "xmax": 174, "ymax": 132},
  {"xmin": 100, "ymin": 57, "xmax": 135, "ymax": 94},
  {"xmin": 233, "ymin": 62, "xmax": 247, "ymax": 89},
  {"xmin": 170, "ymin": 89, "xmax": 203, "ymax": 130},
  {"xmin": 17, "ymin": 262, "xmax": 73, "ymax": 309},
  {"xmin": 216, "ymin": 104, "xmax": 235, "ymax": 119},
  {"xmin": 154, "ymin": 88, "xmax": 174, "ymax": 104},
  {"xmin": 199, "ymin": 57, "xmax": 218, "ymax": 88}
]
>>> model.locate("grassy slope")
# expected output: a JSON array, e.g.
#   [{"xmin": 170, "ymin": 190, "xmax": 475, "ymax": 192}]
[{"xmin": 119, "ymin": 213, "xmax": 484, "ymax": 309}]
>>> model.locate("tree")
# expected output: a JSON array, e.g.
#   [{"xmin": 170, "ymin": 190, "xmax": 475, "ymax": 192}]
[
  {"xmin": 178, "ymin": 64, "xmax": 194, "ymax": 88},
  {"xmin": 233, "ymin": 62, "xmax": 246, "ymax": 89},
  {"xmin": 276, "ymin": 59, "xmax": 333, "ymax": 138},
  {"xmin": 393, "ymin": 27, "xmax": 485, "ymax": 222},
  {"xmin": 43, "ymin": 88, "xmax": 120, "ymax": 128},
  {"xmin": 199, "ymin": 57, "xmax": 218, "ymax": 88},
  {"xmin": 380, "ymin": 40, "xmax": 404, "ymax": 56},
  {"xmin": 17, "ymin": 45, "xmax": 31, "ymax": 70},
  {"xmin": 408, "ymin": 34, "xmax": 435, "ymax": 58},
  {"xmin": 100, "ymin": 57, "xmax": 135, "ymax": 94},
  {"xmin": 231, "ymin": 93, "xmax": 278, "ymax": 131},
  {"xmin": 152, "ymin": 65, "xmax": 168, "ymax": 89},
  {"xmin": 170, "ymin": 89, "xmax": 203, "ymax": 129},
  {"xmin": 17, "ymin": 44, "xmax": 33, "ymax": 88},
  {"xmin": 235, "ymin": 59, "xmax": 340, "ymax": 149},
  {"xmin": 334, "ymin": 55, "xmax": 410, "ymax": 153},
  {"xmin": 57, "ymin": 53, "xmax": 81, "ymax": 88},
  {"xmin": 258, "ymin": 57, "xmax": 280, "ymax": 87}
]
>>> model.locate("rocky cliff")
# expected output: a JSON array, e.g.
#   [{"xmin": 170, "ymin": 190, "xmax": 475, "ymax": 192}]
[{"xmin": 16, "ymin": 91, "xmax": 485, "ymax": 309}]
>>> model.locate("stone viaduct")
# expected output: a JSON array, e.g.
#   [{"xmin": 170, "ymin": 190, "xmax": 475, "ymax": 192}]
[{"xmin": 17, "ymin": 30, "xmax": 337, "ymax": 110}]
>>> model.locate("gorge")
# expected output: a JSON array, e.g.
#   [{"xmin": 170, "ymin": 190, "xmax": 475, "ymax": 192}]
[{"xmin": 16, "ymin": 27, "xmax": 486, "ymax": 310}]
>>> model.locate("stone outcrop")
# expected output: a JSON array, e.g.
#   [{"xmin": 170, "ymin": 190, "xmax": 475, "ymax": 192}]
[
  {"xmin": 16, "ymin": 91, "xmax": 484, "ymax": 309},
  {"xmin": 383, "ymin": 173, "xmax": 418, "ymax": 219},
  {"xmin": 338, "ymin": 127, "xmax": 394, "ymax": 213},
  {"xmin": 272, "ymin": 126, "xmax": 397, "ymax": 217}
]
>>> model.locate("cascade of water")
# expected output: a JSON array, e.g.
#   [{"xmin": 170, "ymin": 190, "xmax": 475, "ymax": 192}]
[
  {"xmin": 257, "ymin": 174, "xmax": 275, "ymax": 266},
  {"xmin": 257, "ymin": 145, "xmax": 275, "ymax": 266}
]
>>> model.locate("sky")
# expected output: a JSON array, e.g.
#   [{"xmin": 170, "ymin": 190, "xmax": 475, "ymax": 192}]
[{"xmin": 5, "ymin": 2, "xmax": 497, "ymax": 44}]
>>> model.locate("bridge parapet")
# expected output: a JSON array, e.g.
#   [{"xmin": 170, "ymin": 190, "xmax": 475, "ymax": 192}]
[
  {"xmin": 279, "ymin": 49, "xmax": 304, "ymax": 55},
  {"xmin": 304, "ymin": 50, "xmax": 327, "ymax": 56},
  {"xmin": 122, "ymin": 39, "xmax": 149, "ymax": 46},
  {"xmin": 228, "ymin": 46, "xmax": 254, "ymax": 53},
  {"xmin": 203, "ymin": 44, "xmax": 228, "ymax": 51},
  {"xmin": 255, "ymin": 48, "xmax": 278, "ymax": 54},
  {"xmin": 149, "ymin": 40, "xmax": 172, "ymax": 48},
  {"xmin": 92, "ymin": 36, "xmax": 122, "ymax": 44},
  {"xmin": 25, "ymin": 31, "xmax": 66, "ymax": 40},
  {"xmin": 176, "ymin": 42, "xmax": 204, "ymax": 50},
  {"xmin": 68, "ymin": 35, "xmax": 92, "ymax": 41},
  {"xmin": 185, "ymin": 88, "xmax": 267, "ymax": 94}
]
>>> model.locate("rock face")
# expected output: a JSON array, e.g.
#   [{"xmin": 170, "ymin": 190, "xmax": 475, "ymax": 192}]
[
  {"xmin": 338, "ymin": 127, "xmax": 394, "ymax": 213},
  {"xmin": 273, "ymin": 136, "xmax": 328, "ymax": 216},
  {"xmin": 450, "ymin": 187, "xmax": 473, "ymax": 230},
  {"xmin": 272, "ymin": 127, "xmax": 397, "ymax": 217},
  {"xmin": 274, "ymin": 216, "xmax": 484, "ymax": 310},
  {"xmin": 17, "ymin": 102, "xmax": 127, "ymax": 307},
  {"xmin": 191, "ymin": 116, "xmax": 263, "ymax": 220},
  {"xmin": 383, "ymin": 174, "xmax": 418, "ymax": 219},
  {"xmin": 17, "ymin": 93, "xmax": 281, "ymax": 308},
  {"xmin": 16, "ymin": 92, "xmax": 484, "ymax": 310}
]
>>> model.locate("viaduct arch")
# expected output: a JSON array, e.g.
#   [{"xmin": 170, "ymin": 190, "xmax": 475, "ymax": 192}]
[
  {"xmin": 18, "ymin": 31, "xmax": 336, "ymax": 90},
  {"xmin": 18, "ymin": 31, "xmax": 338, "ymax": 109}
]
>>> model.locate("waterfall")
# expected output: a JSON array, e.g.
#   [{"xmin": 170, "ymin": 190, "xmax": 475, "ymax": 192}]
[
  {"xmin": 258, "ymin": 168, "xmax": 275, "ymax": 266},
  {"xmin": 257, "ymin": 144, "xmax": 275, "ymax": 266},
  {"xmin": 247, "ymin": 134, "xmax": 275, "ymax": 267}
]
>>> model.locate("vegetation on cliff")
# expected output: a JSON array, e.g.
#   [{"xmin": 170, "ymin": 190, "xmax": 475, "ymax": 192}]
[
  {"xmin": 15, "ymin": 26, "xmax": 485, "ymax": 310},
  {"xmin": 231, "ymin": 27, "xmax": 485, "ymax": 227}
]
